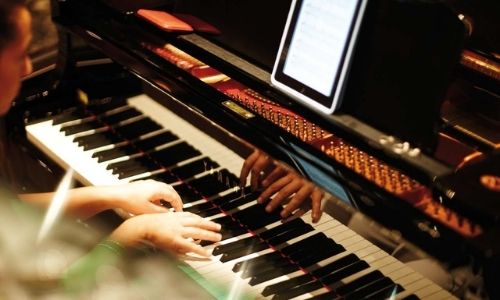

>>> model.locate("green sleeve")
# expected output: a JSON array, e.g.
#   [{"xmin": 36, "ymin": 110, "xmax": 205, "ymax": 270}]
[{"xmin": 62, "ymin": 239, "xmax": 123, "ymax": 296}]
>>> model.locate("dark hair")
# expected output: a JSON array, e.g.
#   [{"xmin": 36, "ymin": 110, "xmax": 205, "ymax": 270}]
[{"xmin": 0, "ymin": 0, "xmax": 26, "ymax": 50}]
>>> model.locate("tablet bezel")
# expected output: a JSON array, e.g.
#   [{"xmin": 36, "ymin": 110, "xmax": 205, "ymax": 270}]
[{"xmin": 271, "ymin": 0, "xmax": 368, "ymax": 114}]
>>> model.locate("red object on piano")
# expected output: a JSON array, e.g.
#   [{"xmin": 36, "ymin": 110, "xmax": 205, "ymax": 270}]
[
  {"xmin": 172, "ymin": 13, "xmax": 221, "ymax": 35},
  {"xmin": 137, "ymin": 9, "xmax": 193, "ymax": 33}
]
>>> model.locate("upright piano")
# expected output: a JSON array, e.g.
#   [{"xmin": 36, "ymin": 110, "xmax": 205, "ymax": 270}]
[{"xmin": 12, "ymin": 0, "xmax": 499, "ymax": 299}]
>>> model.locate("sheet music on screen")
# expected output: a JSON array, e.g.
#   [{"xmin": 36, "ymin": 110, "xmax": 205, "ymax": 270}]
[{"xmin": 272, "ymin": 0, "xmax": 367, "ymax": 114}]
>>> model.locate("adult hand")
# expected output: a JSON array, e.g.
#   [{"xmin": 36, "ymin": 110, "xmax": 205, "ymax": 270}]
[
  {"xmin": 258, "ymin": 167, "xmax": 323, "ymax": 223},
  {"xmin": 106, "ymin": 179, "xmax": 183, "ymax": 214},
  {"xmin": 240, "ymin": 150, "xmax": 323, "ymax": 223},
  {"xmin": 110, "ymin": 212, "xmax": 222, "ymax": 257},
  {"xmin": 240, "ymin": 149, "xmax": 275, "ymax": 191}
]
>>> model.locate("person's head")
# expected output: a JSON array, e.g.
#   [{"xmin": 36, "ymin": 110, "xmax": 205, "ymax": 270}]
[{"xmin": 0, "ymin": 0, "xmax": 32, "ymax": 115}]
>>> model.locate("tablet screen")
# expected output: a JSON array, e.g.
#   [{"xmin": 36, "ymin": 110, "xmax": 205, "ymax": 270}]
[{"xmin": 271, "ymin": 0, "xmax": 367, "ymax": 114}]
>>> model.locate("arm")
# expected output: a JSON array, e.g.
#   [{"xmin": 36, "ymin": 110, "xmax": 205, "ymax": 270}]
[{"xmin": 19, "ymin": 179, "xmax": 183, "ymax": 219}]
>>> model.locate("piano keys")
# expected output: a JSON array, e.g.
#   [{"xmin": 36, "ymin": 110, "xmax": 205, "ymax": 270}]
[
  {"xmin": 26, "ymin": 94, "xmax": 244, "ymax": 187},
  {"xmin": 26, "ymin": 93, "xmax": 456, "ymax": 299}
]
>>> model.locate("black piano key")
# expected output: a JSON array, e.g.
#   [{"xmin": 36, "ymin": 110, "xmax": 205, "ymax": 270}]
[
  {"xmin": 187, "ymin": 171, "xmax": 235, "ymax": 197},
  {"xmin": 76, "ymin": 132, "xmax": 125, "ymax": 150},
  {"xmin": 296, "ymin": 244, "xmax": 345, "ymax": 269},
  {"xmin": 263, "ymin": 254, "xmax": 359, "ymax": 297},
  {"xmin": 237, "ymin": 234, "xmax": 328, "ymax": 276},
  {"xmin": 287, "ymin": 238, "xmax": 338, "ymax": 262},
  {"xmin": 221, "ymin": 241, "xmax": 269, "ymax": 263},
  {"xmin": 257, "ymin": 241, "xmax": 338, "ymax": 280},
  {"xmin": 262, "ymin": 273, "xmax": 315, "ymax": 297},
  {"xmin": 232, "ymin": 251, "xmax": 282, "ymax": 273},
  {"xmin": 115, "ymin": 156, "xmax": 157, "ymax": 173},
  {"xmin": 271, "ymin": 261, "xmax": 368, "ymax": 299},
  {"xmin": 52, "ymin": 108, "xmax": 88, "ymax": 125},
  {"xmin": 342, "ymin": 277, "xmax": 395, "ymax": 300},
  {"xmin": 95, "ymin": 145, "xmax": 138, "ymax": 162},
  {"xmin": 231, "ymin": 228, "xmax": 323, "ymax": 274},
  {"xmin": 106, "ymin": 155, "xmax": 147, "ymax": 171},
  {"xmin": 273, "ymin": 280, "xmax": 323, "ymax": 300},
  {"xmin": 213, "ymin": 188, "xmax": 257, "ymax": 209},
  {"xmin": 262, "ymin": 251, "xmax": 360, "ymax": 296},
  {"xmin": 249, "ymin": 264, "xmax": 300, "ymax": 286},
  {"xmin": 61, "ymin": 120, "xmax": 105, "ymax": 135},
  {"xmin": 215, "ymin": 218, "xmax": 305, "ymax": 257},
  {"xmin": 211, "ymin": 215, "xmax": 234, "ymax": 226},
  {"xmin": 115, "ymin": 118, "xmax": 162, "ymax": 139},
  {"xmin": 118, "ymin": 161, "xmax": 160, "ymax": 179},
  {"xmin": 275, "ymin": 259, "xmax": 370, "ymax": 300},
  {"xmin": 267, "ymin": 223, "xmax": 315, "ymax": 247},
  {"xmin": 334, "ymin": 270, "xmax": 384, "ymax": 296},
  {"xmin": 184, "ymin": 202, "xmax": 215, "ymax": 214},
  {"xmin": 173, "ymin": 184, "xmax": 202, "ymax": 203},
  {"xmin": 311, "ymin": 254, "xmax": 360, "ymax": 278},
  {"xmin": 170, "ymin": 157, "xmax": 219, "ymax": 180},
  {"xmin": 219, "ymin": 194, "xmax": 255, "ymax": 211},
  {"xmin": 362, "ymin": 283, "xmax": 403, "ymax": 299},
  {"xmin": 112, "ymin": 163, "xmax": 146, "ymax": 177},
  {"xmin": 213, "ymin": 235, "xmax": 261, "ymax": 256},
  {"xmin": 137, "ymin": 171, "xmax": 178, "ymax": 184},
  {"xmin": 97, "ymin": 144, "xmax": 140, "ymax": 162},
  {"xmin": 241, "ymin": 256, "xmax": 290, "ymax": 279},
  {"xmin": 321, "ymin": 260, "xmax": 370, "ymax": 286},
  {"xmin": 99, "ymin": 107, "xmax": 142, "ymax": 124},
  {"xmin": 281, "ymin": 233, "xmax": 329, "ymax": 256},
  {"xmin": 133, "ymin": 131, "xmax": 178, "ymax": 150},
  {"xmin": 185, "ymin": 202, "xmax": 222, "ymax": 217},
  {"xmin": 149, "ymin": 142, "xmax": 201, "ymax": 167},
  {"xmin": 260, "ymin": 218, "xmax": 306, "ymax": 240},
  {"xmin": 194, "ymin": 207, "xmax": 221, "ymax": 218},
  {"xmin": 245, "ymin": 255, "xmax": 297, "ymax": 278},
  {"xmin": 232, "ymin": 204, "xmax": 282, "ymax": 230},
  {"xmin": 200, "ymin": 217, "xmax": 246, "ymax": 246}
]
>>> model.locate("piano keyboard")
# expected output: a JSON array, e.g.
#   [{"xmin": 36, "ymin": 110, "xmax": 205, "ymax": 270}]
[
  {"xmin": 26, "ymin": 94, "xmax": 243, "ymax": 187},
  {"xmin": 26, "ymin": 94, "xmax": 456, "ymax": 299}
]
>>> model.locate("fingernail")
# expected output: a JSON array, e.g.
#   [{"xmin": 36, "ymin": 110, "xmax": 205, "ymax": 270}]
[
  {"xmin": 265, "ymin": 205, "xmax": 272, "ymax": 212},
  {"xmin": 216, "ymin": 223, "xmax": 222, "ymax": 231},
  {"xmin": 257, "ymin": 197, "xmax": 263, "ymax": 203},
  {"xmin": 216, "ymin": 233, "xmax": 222, "ymax": 241}
]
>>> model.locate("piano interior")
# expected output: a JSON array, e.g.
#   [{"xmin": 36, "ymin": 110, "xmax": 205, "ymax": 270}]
[{"xmin": 3, "ymin": 0, "xmax": 499, "ymax": 299}]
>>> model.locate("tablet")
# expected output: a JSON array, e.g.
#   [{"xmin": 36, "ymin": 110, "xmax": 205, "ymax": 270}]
[{"xmin": 271, "ymin": 0, "xmax": 368, "ymax": 114}]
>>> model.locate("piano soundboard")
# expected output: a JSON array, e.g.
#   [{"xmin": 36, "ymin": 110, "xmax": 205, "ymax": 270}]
[{"xmin": 25, "ymin": 94, "xmax": 456, "ymax": 299}]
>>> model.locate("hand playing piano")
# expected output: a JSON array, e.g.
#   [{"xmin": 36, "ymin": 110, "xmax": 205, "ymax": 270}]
[
  {"xmin": 19, "ymin": 179, "xmax": 183, "ymax": 219},
  {"xmin": 240, "ymin": 150, "xmax": 323, "ymax": 223},
  {"xmin": 107, "ymin": 179, "xmax": 183, "ymax": 215},
  {"xmin": 110, "ymin": 212, "xmax": 222, "ymax": 257}
]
